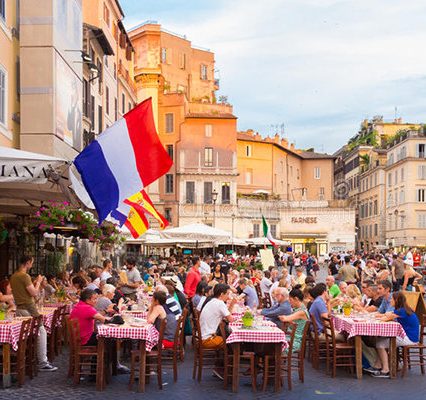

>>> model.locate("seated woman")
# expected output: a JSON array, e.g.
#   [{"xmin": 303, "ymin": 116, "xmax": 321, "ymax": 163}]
[
  {"xmin": 278, "ymin": 285, "xmax": 309, "ymax": 352},
  {"xmin": 147, "ymin": 291, "xmax": 177, "ymax": 349},
  {"xmin": 192, "ymin": 281, "xmax": 209, "ymax": 309},
  {"xmin": 0, "ymin": 279, "xmax": 16, "ymax": 311},
  {"xmin": 346, "ymin": 284, "xmax": 363, "ymax": 310},
  {"xmin": 95, "ymin": 284, "xmax": 119, "ymax": 316},
  {"xmin": 370, "ymin": 291, "xmax": 420, "ymax": 378},
  {"xmin": 210, "ymin": 263, "xmax": 226, "ymax": 284},
  {"xmin": 401, "ymin": 259, "xmax": 422, "ymax": 291}
]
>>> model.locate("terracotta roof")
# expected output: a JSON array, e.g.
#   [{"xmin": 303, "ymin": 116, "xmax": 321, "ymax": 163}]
[{"xmin": 299, "ymin": 151, "xmax": 335, "ymax": 160}]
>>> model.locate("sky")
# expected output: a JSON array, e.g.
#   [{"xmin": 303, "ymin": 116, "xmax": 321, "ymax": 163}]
[{"xmin": 120, "ymin": 0, "xmax": 426, "ymax": 153}]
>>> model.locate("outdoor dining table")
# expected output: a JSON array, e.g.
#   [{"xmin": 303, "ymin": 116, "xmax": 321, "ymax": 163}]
[
  {"xmin": 332, "ymin": 313, "xmax": 407, "ymax": 379},
  {"xmin": 96, "ymin": 321, "xmax": 159, "ymax": 392},
  {"xmin": 0, "ymin": 317, "xmax": 30, "ymax": 388},
  {"xmin": 226, "ymin": 319, "xmax": 288, "ymax": 393}
]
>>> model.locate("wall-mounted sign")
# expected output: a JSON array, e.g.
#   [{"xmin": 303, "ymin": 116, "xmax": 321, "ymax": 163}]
[{"xmin": 291, "ymin": 217, "xmax": 317, "ymax": 224}]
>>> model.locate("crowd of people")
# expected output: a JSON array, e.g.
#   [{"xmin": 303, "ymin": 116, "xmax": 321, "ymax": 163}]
[{"xmin": 0, "ymin": 247, "xmax": 424, "ymax": 381}]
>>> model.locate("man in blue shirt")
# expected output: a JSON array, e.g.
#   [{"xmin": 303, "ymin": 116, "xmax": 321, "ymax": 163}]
[
  {"xmin": 377, "ymin": 280, "xmax": 394, "ymax": 314},
  {"xmin": 238, "ymin": 278, "xmax": 259, "ymax": 309},
  {"xmin": 309, "ymin": 283, "xmax": 329, "ymax": 335},
  {"xmin": 261, "ymin": 287, "xmax": 292, "ymax": 327}
]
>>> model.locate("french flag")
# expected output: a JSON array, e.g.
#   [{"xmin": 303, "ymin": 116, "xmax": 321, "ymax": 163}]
[{"xmin": 73, "ymin": 98, "xmax": 172, "ymax": 222}]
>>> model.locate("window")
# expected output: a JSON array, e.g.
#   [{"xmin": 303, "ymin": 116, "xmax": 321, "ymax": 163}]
[
  {"xmin": 400, "ymin": 146, "xmax": 407, "ymax": 160},
  {"xmin": 374, "ymin": 173, "xmax": 377, "ymax": 186},
  {"xmin": 418, "ymin": 213, "xmax": 426, "ymax": 228},
  {"xmin": 417, "ymin": 188, "xmax": 426, "ymax": 202},
  {"xmin": 314, "ymin": 167, "xmax": 321, "ymax": 179},
  {"xmin": 204, "ymin": 182, "xmax": 212, "ymax": 204},
  {"xmin": 417, "ymin": 144, "xmax": 426, "ymax": 158},
  {"xmin": 246, "ymin": 145, "xmax": 252, "ymax": 157},
  {"xmin": 374, "ymin": 224, "xmax": 378, "ymax": 236},
  {"xmin": 103, "ymin": 4, "xmax": 110, "ymax": 26},
  {"xmin": 186, "ymin": 181, "xmax": 195, "ymax": 203},
  {"xmin": 374, "ymin": 200, "xmax": 378, "ymax": 215},
  {"xmin": 105, "ymin": 86, "xmax": 109, "ymax": 115},
  {"xmin": 270, "ymin": 224, "xmax": 277, "ymax": 238},
  {"xmin": 113, "ymin": 62, "xmax": 116, "ymax": 79},
  {"xmin": 90, "ymin": 95, "xmax": 95, "ymax": 128},
  {"xmin": 114, "ymin": 97, "xmax": 117, "ymax": 120},
  {"xmin": 399, "ymin": 189, "xmax": 405, "ymax": 204},
  {"xmin": 245, "ymin": 169, "xmax": 253, "ymax": 184},
  {"xmin": 161, "ymin": 48, "xmax": 167, "ymax": 64},
  {"xmin": 204, "ymin": 147, "xmax": 213, "ymax": 167},
  {"xmin": 222, "ymin": 182, "xmax": 230, "ymax": 204},
  {"xmin": 368, "ymin": 202, "xmax": 372, "ymax": 217},
  {"xmin": 122, "ymin": 93, "xmax": 125, "ymax": 114},
  {"xmin": 165, "ymin": 174, "xmax": 174, "ymax": 193},
  {"xmin": 82, "ymin": 79, "xmax": 89, "ymax": 117},
  {"xmin": 369, "ymin": 225, "xmax": 372, "ymax": 238},
  {"xmin": 164, "ymin": 208, "xmax": 172, "ymax": 223},
  {"xmin": 205, "ymin": 124, "xmax": 212, "ymax": 137},
  {"xmin": 388, "ymin": 192, "xmax": 393, "ymax": 207},
  {"xmin": 166, "ymin": 145, "xmax": 173, "ymax": 161},
  {"xmin": 200, "ymin": 64, "xmax": 208, "ymax": 80},
  {"xmin": 388, "ymin": 153, "xmax": 394, "ymax": 165},
  {"xmin": 401, "ymin": 168, "xmax": 404, "ymax": 182},
  {"xmin": 98, "ymin": 105, "xmax": 103, "ymax": 134},
  {"xmin": 0, "ymin": 66, "xmax": 6, "ymax": 126},
  {"xmin": 96, "ymin": 59, "xmax": 102, "ymax": 94},
  {"xmin": 394, "ymin": 170, "xmax": 398, "ymax": 185},
  {"xmin": 319, "ymin": 187, "xmax": 325, "ymax": 200},
  {"xmin": 388, "ymin": 172, "xmax": 392, "ymax": 187},
  {"xmin": 165, "ymin": 113, "xmax": 174, "ymax": 133},
  {"xmin": 297, "ymin": 169, "xmax": 300, "ymax": 179},
  {"xmin": 253, "ymin": 223, "xmax": 260, "ymax": 237},
  {"xmin": 128, "ymin": 102, "xmax": 132, "ymax": 112},
  {"xmin": 418, "ymin": 165, "xmax": 426, "ymax": 180},
  {"xmin": 0, "ymin": 0, "xmax": 5, "ymax": 21},
  {"xmin": 179, "ymin": 53, "xmax": 186, "ymax": 69}
]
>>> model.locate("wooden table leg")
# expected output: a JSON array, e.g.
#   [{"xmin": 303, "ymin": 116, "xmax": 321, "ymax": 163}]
[
  {"xmin": 138, "ymin": 340, "xmax": 146, "ymax": 393},
  {"xmin": 96, "ymin": 337, "xmax": 105, "ymax": 391},
  {"xmin": 232, "ymin": 342, "xmax": 240, "ymax": 393},
  {"xmin": 274, "ymin": 343, "xmax": 281, "ymax": 392},
  {"xmin": 389, "ymin": 337, "xmax": 397, "ymax": 379},
  {"xmin": 355, "ymin": 336, "xmax": 363, "ymax": 379},
  {"xmin": 3, "ymin": 344, "xmax": 11, "ymax": 388}
]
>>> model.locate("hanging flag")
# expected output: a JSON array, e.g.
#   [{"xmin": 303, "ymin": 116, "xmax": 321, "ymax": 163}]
[
  {"xmin": 124, "ymin": 189, "xmax": 169, "ymax": 230},
  {"xmin": 124, "ymin": 206, "xmax": 150, "ymax": 239},
  {"xmin": 262, "ymin": 215, "xmax": 277, "ymax": 247},
  {"xmin": 73, "ymin": 98, "xmax": 173, "ymax": 222}
]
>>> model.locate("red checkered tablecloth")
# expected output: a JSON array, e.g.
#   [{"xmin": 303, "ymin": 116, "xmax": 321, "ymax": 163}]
[
  {"xmin": 227, "ymin": 324, "xmax": 288, "ymax": 352},
  {"xmin": 332, "ymin": 314, "xmax": 406, "ymax": 339},
  {"xmin": 97, "ymin": 323, "xmax": 159, "ymax": 351},
  {"xmin": 0, "ymin": 320, "xmax": 27, "ymax": 351}
]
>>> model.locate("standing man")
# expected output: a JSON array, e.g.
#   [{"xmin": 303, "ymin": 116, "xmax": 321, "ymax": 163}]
[
  {"xmin": 120, "ymin": 257, "xmax": 142, "ymax": 301},
  {"xmin": 10, "ymin": 255, "xmax": 57, "ymax": 371},
  {"xmin": 184, "ymin": 256, "xmax": 201, "ymax": 299},
  {"xmin": 391, "ymin": 253, "xmax": 405, "ymax": 291},
  {"xmin": 337, "ymin": 256, "xmax": 359, "ymax": 284}
]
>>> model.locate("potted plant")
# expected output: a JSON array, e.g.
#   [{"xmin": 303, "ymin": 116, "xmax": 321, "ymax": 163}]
[
  {"xmin": 242, "ymin": 310, "xmax": 254, "ymax": 327},
  {"xmin": 0, "ymin": 303, "xmax": 8, "ymax": 321}
]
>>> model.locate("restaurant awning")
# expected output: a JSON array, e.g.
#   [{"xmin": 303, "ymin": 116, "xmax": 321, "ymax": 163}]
[{"xmin": 0, "ymin": 146, "xmax": 72, "ymax": 215}]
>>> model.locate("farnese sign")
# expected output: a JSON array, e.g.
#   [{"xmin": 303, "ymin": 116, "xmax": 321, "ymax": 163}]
[{"xmin": 291, "ymin": 217, "xmax": 317, "ymax": 224}]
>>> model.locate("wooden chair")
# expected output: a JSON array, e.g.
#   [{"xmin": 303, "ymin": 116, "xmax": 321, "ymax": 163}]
[
  {"xmin": 220, "ymin": 321, "xmax": 257, "ymax": 391},
  {"xmin": 67, "ymin": 318, "xmax": 99, "ymax": 385},
  {"xmin": 129, "ymin": 318, "xmax": 166, "ymax": 390},
  {"xmin": 26, "ymin": 315, "xmax": 43, "ymax": 379},
  {"xmin": 322, "ymin": 316, "xmax": 355, "ymax": 378},
  {"xmin": 291, "ymin": 320, "xmax": 311, "ymax": 383},
  {"xmin": 255, "ymin": 285, "xmax": 263, "ymax": 305},
  {"xmin": 262, "ymin": 295, "xmax": 272, "ymax": 309},
  {"xmin": 309, "ymin": 315, "xmax": 327, "ymax": 369},
  {"xmin": 161, "ymin": 307, "xmax": 188, "ymax": 382},
  {"xmin": 191, "ymin": 308, "xmax": 223, "ymax": 382},
  {"xmin": 54, "ymin": 305, "xmax": 68, "ymax": 356},
  {"xmin": 401, "ymin": 314, "xmax": 426, "ymax": 377},
  {"xmin": 0, "ymin": 318, "xmax": 32, "ymax": 386},
  {"xmin": 47, "ymin": 307, "xmax": 61, "ymax": 362},
  {"xmin": 261, "ymin": 322, "xmax": 297, "ymax": 391}
]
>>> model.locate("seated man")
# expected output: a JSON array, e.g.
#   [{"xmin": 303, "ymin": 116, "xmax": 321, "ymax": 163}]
[
  {"xmin": 326, "ymin": 275, "xmax": 340, "ymax": 298},
  {"xmin": 70, "ymin": 288, "xmax": 109, "ymax": 346},
  {"xmin": 376, "ymin": 280, "xmax": 394, "ymax": 314},
  {"xmin": 199, "ymin": 284, "xmax": 236, "ymax": 349},
  {"xmin": 155, "ymin": 285, "xmax": 181, "ymax": 320},
  {"xmin": 260, "ymin": 287, "xmax": 292, "ymax": 327},
  {"xmin": 238, "ymin": 278, "xmax": 259, "ymax": 309}
]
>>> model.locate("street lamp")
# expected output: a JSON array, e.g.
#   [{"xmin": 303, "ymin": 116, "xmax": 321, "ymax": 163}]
[
  {"xmin": 231, "ymin": 213, "xmax": 236, "ymax": 252},
  {"xmin": 212, "ymin": 189, "xmax": 218, "ymax": 227}
]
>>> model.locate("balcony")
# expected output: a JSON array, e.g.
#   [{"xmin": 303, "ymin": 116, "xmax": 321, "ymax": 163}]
[
  {"xmin": 118, "ymin": 60, "xmax": 137, "ymax": 94},
  {"xmin": 186, "ymin": 101, "xmax": 234, "ymax": 117}
]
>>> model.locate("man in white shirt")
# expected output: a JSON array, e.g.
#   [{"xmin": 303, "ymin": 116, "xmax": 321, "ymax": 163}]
[
  {"xmin": 199, "ymin": 284, "xmax": 236, "ymax": 349},
  {"xmin": 260, "ymin": 270, "xmax": 273, "ymax": 296},
  {"xmin": 199, "ymin": 258, "xmax": 211, "ymax": 277}
]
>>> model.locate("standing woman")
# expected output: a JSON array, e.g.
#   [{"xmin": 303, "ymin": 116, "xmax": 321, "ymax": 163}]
[
  {"xmin": 401, "ymin": 259, "xmax": 422, "ymax": 291},
  {"xmin": 211, "ymin": 263, "xmax": 225, "ymax": 284}
]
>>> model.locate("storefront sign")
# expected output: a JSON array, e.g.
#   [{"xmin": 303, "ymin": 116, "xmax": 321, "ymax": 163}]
[{"xmin": 291, "ymin": 217, "xmax": 317, "ymax": 224}]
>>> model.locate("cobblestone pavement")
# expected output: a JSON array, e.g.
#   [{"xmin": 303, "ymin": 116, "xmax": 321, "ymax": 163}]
[{"xmin": 1, "ymin": 343, "xmax": 426, "ymax": 400}]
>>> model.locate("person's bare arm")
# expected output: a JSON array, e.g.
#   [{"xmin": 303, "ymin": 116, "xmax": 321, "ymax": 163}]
[{"xmin": 94, "ymin": 313, "xmax": 108, "ymax": 323}]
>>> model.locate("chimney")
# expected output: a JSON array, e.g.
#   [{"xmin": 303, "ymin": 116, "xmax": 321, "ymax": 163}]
[
  {"xmin": 290, "ymin": 143, "xmax": 295, "ymax": 151},
  {"xmin": 281, "ymin": 138, "xmax": 288, "ymax": 148},
  {"xmin": 274, "ymin": 133, "xmax": 280, "ymax": 144}
]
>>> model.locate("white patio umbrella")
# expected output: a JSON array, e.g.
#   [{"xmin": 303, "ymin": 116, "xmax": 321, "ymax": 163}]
[
  {"xmin": 160, "ymin": 223, "xmax": 232, "ymax": 242},
  {"xmin": 246, "ymin": 237, "xmax": 289, "ymax": 246}
]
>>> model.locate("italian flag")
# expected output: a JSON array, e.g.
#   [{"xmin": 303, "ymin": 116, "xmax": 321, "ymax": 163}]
[{"xmin": 262, "ymin": 216, "xmax": 277, "ymax": 247}]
